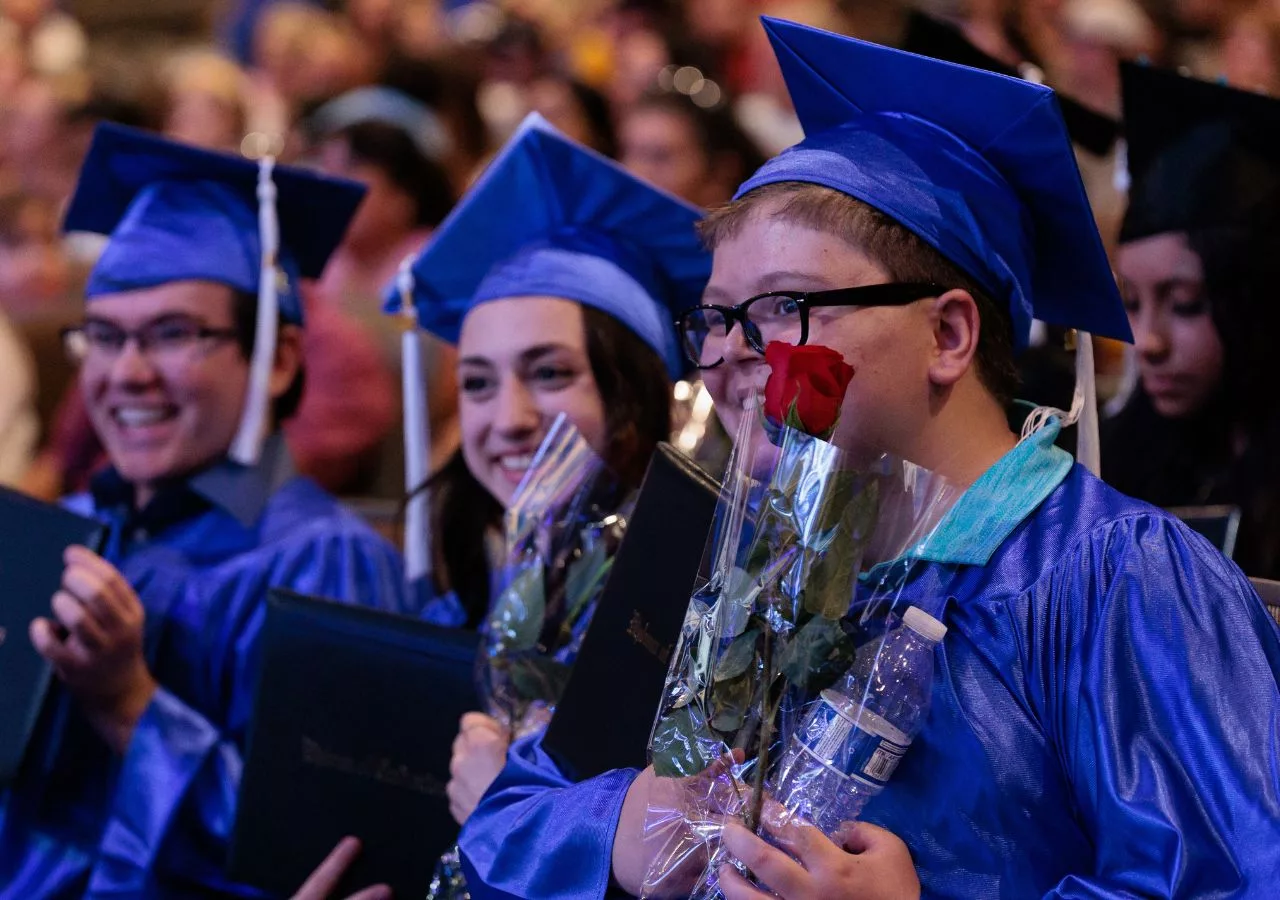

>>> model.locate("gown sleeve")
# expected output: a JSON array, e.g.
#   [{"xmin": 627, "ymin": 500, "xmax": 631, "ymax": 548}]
[
  {"xmin": 90, "ymin": 526, "xmax": 409, "ymax": 895},
  {"xmin": 459, "ymin": 734, "xmax": 640, "ymax": 900},
  {"xmin": 1038, "ymin": 513, "xmax": 1280, "ymax": 898}
]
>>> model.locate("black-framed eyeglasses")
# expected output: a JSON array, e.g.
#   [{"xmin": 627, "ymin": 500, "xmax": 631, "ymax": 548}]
[
  {"xmin": 676, "ymin": 282, "xmax": 945, "ymax": 369},
  {"xmin": 61, "ymin": 318, "xmax": 241, "ymax": 366}
]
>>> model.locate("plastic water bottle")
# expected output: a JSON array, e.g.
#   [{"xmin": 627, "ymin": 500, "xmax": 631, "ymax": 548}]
[{"xmin": 771, "ymin": 606, "xmax": 947, "ymax": 835}]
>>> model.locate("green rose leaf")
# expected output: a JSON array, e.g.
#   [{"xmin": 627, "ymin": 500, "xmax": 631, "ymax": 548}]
[
  {"xmin": 489, "ymin": 565, "xmax": 546, "ymax": 651},
  {"xmin": 716, "ymin": 567, "xmax": 758, "ymax": 638},
  {"xmin": 708, "ymin": 670, "xmax": 755, "ymax": 734},
  {"xmin": 651, "ymin": 704, "xmax": 719, "ymax": 778},
  {"xmin": 564, "ymin": 542, "xmax": 612, "ymax": 624},
  {"xmin": 842, "ymin": 471, "xmax": 882, "ymax": 548},
  {"xmin": 804, "ymin": 544, "xmax": 855, "ymax": 620},
  {"xmin": 778, "ymin": 615, "xmax": 857, "ymax": 693},
  {"xmin": 714, "ymin": 627, "xmax": 760, "ymax": 683},
  {"xmin": 507, "ymin": 654, "xmax": 573, "ymax": 705},
  {"xmin": 803, "ymin": 472, "xmax": 880, "ymax": 620}
]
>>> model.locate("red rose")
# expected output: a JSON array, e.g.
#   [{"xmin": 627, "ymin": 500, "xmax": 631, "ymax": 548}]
[{"xmin": 763, "ymin": 342, "xmax": 854, "ymax": 439}]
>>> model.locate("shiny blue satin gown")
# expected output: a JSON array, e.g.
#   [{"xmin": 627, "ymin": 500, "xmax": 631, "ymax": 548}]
[
  {"xmin": 459, "ymin": 436, "xmax": 1280, "ymax": 898},
  {"xmin": 0, "ymin": 462, "xmax": 409, "ymax": 898}
]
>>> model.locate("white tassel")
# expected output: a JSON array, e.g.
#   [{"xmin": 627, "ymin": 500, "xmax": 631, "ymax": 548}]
[
  {"xmin": 230, "ymin": 156, "xmax": 281, "ymax": 466},
  {"xmin": 1021, "ymin": 330, "xmax": 1102, "ymax": 476},
  {"xmin": 398, "ymin": 255, "xmax": 432, "ymax": 582},
  {"xmin": 1113, "ymin": 138, "xmax": 1131, "ymax": 194}
]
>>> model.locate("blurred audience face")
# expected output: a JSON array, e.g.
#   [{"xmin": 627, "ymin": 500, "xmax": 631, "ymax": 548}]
[
  {"xmin": 620, "ymin": 95, "xmax": 763, "ymax": 207},
  {"xmin": 0, "ymin": 191, "xmax": 68, "ymax": 309},
  {"xmin": 1222, "ymin": 10, "xmax": 1280, "ymax": 95},
  {"xmin": 163, "ymin": 51, "xmax": 248, "ymax": 152},
  {"xmin": 526, "ymin": 76, "xmax": 614, "ymax": 156},
  {"xmin": 607, "ymin": 24, "xmax": 672, "ymax": 110},
  {"xmin": 1117, "ymin": 232, "xmax": 1225, "ymax": 419},
  {"xmin": 1057, "ymin": 0, "xmax": 1159, "ymax": 117},
  {"xmin": 456, "ymin": 297, "xmax": 607, "ymax": 506},
  {"xmin": 3, "ymin": 77, "xmax": 89, "ymax": 200},
  {"xmin": 620, "ymin": 104, "xmax": 706, "ymax": 202},
  {"xmin": 313, "ymin": 133, "xmax": 418, "ymax": 254},
  {"xmin": 254, "ymin": 5, "xmax": 372, "ymax": 108},
  {"xmin": 346, "ymin": 0, "xmax": 398, "ymax": 43},
  {"xmin": 7, "ymin": 77, "xmax": 59, "ymax": 173},
  {"xmin": 78, "ymin": 282, "xmax": 253, "ymax": 494},
  {"xmin": 686, "ymin": 0, "xmax": 750, "ymax": 46},
  {"xmin": 1, "ymin": 0, "xmax": 53, "ymax": 31}
]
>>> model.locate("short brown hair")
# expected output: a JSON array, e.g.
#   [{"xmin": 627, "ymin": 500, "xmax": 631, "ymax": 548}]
[{"xmin": 699, "ymin": 182, "xmax": 1020, "ymax": 406}]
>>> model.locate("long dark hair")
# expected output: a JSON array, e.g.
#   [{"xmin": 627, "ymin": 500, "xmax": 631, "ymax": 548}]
[
  {"xmin": 427, "ymin": 305, "xmax": 674, "ymax": 626},
  {"xmin": 1105, "ymin": 212, "xmax": 1280, "ymax": 578}
]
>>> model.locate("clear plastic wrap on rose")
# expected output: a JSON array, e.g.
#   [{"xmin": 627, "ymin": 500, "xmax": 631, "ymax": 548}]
[
  {"xmin": 641, "ymin": 396, "xmax": 960, "ymax": 899},
  {"xmin": 478, "ymin": 413, "xmax": 629, "ymax": 739}
]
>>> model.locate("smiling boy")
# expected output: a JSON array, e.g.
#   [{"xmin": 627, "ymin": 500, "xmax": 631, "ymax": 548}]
[
  {"xmin": 0, "ymin": 124, "xmax": 409, "ymax": 897},
  {"xmin": 459, "ymin": 20, "xmax": 1280, "ymax": 900}
]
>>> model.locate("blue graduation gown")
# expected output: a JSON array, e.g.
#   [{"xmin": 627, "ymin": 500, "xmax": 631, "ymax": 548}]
[
  {"xmin": 0, "ymin": 439, "xmax": 410, "ymax": 898},
  {"xmin": 458, "ymin": 423, "xmax": 1280, "ymax": 898}
]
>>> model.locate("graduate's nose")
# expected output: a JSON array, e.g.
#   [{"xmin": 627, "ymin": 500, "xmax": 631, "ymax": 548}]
[
  {"xmin": 106, "ymin": 337, "xmax": 164, "ymax": 390},
  {"xmin": 491, "ymin": 375, "xmax": 540, "ymax": 439},
  {"xmin": 722, "ymin": 318, "xmax": 761, "ymax": 366},
  {"xmin": 1132, "ymin": 309, "xmax": 1170, "ymax": 362}
]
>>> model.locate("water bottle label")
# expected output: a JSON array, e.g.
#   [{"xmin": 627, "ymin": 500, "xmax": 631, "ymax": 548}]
[{"xmin": 797, "ymin": 696, "xmax": 909, "ymax": 789}]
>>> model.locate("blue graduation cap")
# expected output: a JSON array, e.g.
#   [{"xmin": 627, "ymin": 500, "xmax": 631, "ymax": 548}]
[
  {"xmin": 64, "ymin": 123, "xmax": 366, "ymax": 324},
  {"xmin": 386, "ymin": 113, "xmax": 709, "ymax": 582},
  {"xmin": 63, "ymin": 123, "xmax": 366, "ymax": 465},
  {"xmin": 385, "ymin": 113, "xmax": 711, "ymax": 377},
  {"xmin": 737, "ymin": 17, "xmax": 1132, "ymax": 350}
]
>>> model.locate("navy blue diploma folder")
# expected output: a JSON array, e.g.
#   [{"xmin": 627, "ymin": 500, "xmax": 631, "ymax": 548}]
[
  {"xmin": 0, "ymin": 487, "xmax": 104, "ymax": 784},
  {"xmin": 229, "ymin": 589, "xmax": 480, "ymax": 897},
  {"xmin": 543, "ymin": 443, "xmax": 720, "ymax": 781}
]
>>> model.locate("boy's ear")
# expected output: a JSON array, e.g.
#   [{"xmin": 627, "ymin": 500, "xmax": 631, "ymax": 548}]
[
  {"xmin": 928, "ymin": 288, "xmax": 981, "ymax": 388},
  {"xmin": 269, "ymin": 324, "xmax": 304, "ymax": 401}
]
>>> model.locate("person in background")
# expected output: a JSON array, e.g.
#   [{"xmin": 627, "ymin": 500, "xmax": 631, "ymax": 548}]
[
  {"xmin": 245, "ymin": 2, "xmax": 374, "ymax": 143},
  {"xmin": 1106, "ymin": 63, "xmax": 1280, "ymax": 579},
  {"xmin": 307, "ymin": 87, "xmax": 456, "ymax": 338},
  {"xmin": 0, "ymin": 188, "xmax": 73, "ymax": 315},
  {"xmin": 307, "ymin": 85, "xmax": 461, "ymax": 488},
  {"xmin": 526, "ymin": 72, "xmax": 618, "ymax": 158},
  {"xmin": 619, "ymin": 86, "xmax": 766, "ymax": 209},
  {"xmin": 1220, "ymin": 3, "xmax": 1280, "ymax": 95},
  {"xmin": 161, "ymin": 47, "xmax": 250, "ymax": 153},
  {"xmin": 1054, "ymin": 0, "xmax": 1161, "ymax": 118},
  {"xmin": 0, "ymin": 305, "xmax": 37, "ymax": 484},
  {"xmin": 0, "ymin": 0, "xmax": 85, "ymax": 79},
  {"xmin": 378, "ymin": 52, "xmax": 491, "ymax": 191},
  {"xmin": 0, "ymin": 123, "xmax": 409, "ymax": 897}
]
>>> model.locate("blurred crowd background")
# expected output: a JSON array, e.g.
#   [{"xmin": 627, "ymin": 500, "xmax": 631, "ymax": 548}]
[{"xmin": 1, "ymin": 0, "xmax": 1276, "ymax": 503}]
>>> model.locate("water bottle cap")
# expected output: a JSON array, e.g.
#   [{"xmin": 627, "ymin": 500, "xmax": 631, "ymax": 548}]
[{"xmin": 903, "ymin": 606, "xmax": 947, "ymax": 644}]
